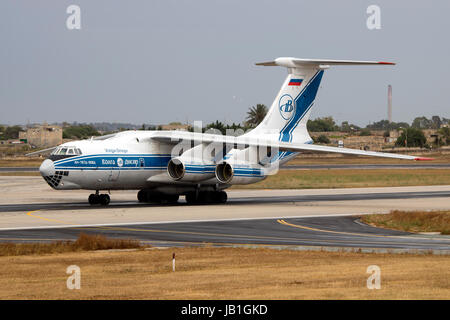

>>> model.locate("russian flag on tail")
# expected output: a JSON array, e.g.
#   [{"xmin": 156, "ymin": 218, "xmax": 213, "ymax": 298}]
[{"xmin": 288, "ymin": 78, "xmax": 303, "ymax": 86}]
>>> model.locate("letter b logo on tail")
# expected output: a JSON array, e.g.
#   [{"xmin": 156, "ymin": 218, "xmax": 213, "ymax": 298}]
[{"xmin": 279, "ymin": 94, "xmax": 295, "ymax": 120}]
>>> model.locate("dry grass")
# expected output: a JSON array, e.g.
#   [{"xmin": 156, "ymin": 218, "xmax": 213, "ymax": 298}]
[
  {"xmin": 0, "ymin": 158, "xmax": 41, "ymax": 167},
  {"xmin": 0, "ymin": 247, "xmax": 448, "ymax": 299},
  {"xmin": 361, "ymin": 210, "xmax": 450, "ymax": 235},
  {"xmin": 0, "ymin": 172, "xmax": 40, "ymax": 176},
  {"xmin": 232, "ymin": 169, "xmax": 450, "ymax": 189},
  {"xmin": 0, "ymin": 233, "xmax": 144, "ymax": 256}
]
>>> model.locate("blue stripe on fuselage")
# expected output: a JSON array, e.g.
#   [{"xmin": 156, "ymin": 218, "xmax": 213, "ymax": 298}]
[{"xmin": 54, "ymin": 154, "xmax": 171, "ymax": 170}]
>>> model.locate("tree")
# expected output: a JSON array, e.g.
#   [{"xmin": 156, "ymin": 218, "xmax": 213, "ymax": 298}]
[
  {"xmin": 1, "ymin": 125, "xmax": 23, "ymax": 140},
  {"xmin": 63, "ymin": 125, "xmax": 100, "ymax": 139},
  {"xmin": 411, "ymin": 116, "xmax": 432, "ymax": 129},
  {"xmin": 340, "ymin": 121, "xmax": 360, "ymax": 132},
  {"xmin": 307, "ymin": 117, "xmax": 338, "ymax": 132},
  {"xmin": 431, "ymin": 116, "xmax": 442, "ymax": 129},
  {"xmin": 359, "ymin": 129, "xmax": 372, "ymax": 136},
  {"xmin": 225, "ymin": 123, "xmax": 246, "ymax": 136},
  {"xmin": 438, "ymin": 127, "xmax": 450, "ymax": 145},
  {"xmin": 395, "ymin": 128, "xmax": 427, "ymax": 148},
  {"xmin": 205, "ymin": 120, "xmax": 226, "ymax": 135},
  {"xmin": 313, "ymin": 134, "xmax": 330, "ymax": 144},
  {"xmin": 245, "ymin": 104, "xmax": 268, "ymax": 128},
  {"xmin": 366, "ymin": 120, "xmax": 409, "ymax": 131}
]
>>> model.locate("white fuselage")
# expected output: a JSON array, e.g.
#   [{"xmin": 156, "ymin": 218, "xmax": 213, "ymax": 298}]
[{"xmin": 39, "ymin": 130, "xmax": 297, "ymax": 192}]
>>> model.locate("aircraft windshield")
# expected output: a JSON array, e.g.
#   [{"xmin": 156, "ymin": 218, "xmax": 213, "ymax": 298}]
[{"xmin": 51, "ymin": 146, "xmax": 82, "ymax": 155}]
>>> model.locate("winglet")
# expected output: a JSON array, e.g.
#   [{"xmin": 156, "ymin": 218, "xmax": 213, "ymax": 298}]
[{"xmin": 414, "ymin": 157, "xmax": 435, "ymax": 161}]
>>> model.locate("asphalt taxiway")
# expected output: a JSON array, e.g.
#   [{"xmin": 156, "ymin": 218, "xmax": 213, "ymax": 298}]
[{"xmin": 0, "ymin": 177, "xmax": 449, "ymax": 252}]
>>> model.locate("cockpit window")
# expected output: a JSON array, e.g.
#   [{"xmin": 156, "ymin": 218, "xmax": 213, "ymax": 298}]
[{"xmin": 51, "ymin": 147, "xmax": 82, "ymax": 156}]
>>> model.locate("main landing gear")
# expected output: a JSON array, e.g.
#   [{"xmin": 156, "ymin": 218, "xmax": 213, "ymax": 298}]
[
  {"xmin": 137, "ymin": 189, "xmax": 179, "ymax": 204},
  {"xmin": 88, "ymin": 191, "xmax": 110, "ymax": 206},
  {"xmin": 136, "ymin": 189, "xmax": 228, "ymax": 205},
  {"xmin": 185, "ymin": 191, "xmax": 227, "ymax": 205}
]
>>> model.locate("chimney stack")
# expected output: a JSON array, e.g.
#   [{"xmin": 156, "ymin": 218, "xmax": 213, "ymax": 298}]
[{"xmin": 387, "ymin": 85, "xmax": 392, "ymax": 123}]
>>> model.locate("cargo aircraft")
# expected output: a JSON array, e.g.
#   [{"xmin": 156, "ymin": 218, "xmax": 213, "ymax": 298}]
[{"xmin": 34, "ymin": 57, "xmax": 431, "ymax": 205}]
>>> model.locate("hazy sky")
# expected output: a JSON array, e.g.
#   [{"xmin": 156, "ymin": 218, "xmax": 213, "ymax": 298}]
[{"xmin": 1, "ymin": 1, "xmax": 449, "ymax": 127}]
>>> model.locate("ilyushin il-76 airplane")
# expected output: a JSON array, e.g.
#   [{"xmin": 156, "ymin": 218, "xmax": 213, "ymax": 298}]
[{"xmin": 33, "ymin": 57, "xmax": 431, "ymax": 205}]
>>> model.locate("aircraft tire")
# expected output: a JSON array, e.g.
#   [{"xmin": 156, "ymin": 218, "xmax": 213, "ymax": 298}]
[
  {"xmin": 137, "ymin": 189, "xmax": 146, "ymax": 202},
  {"xmin": 215, "ymin": 191, "xmax": 227, "ymax": 203},
  {"xmin": 185, "ymin": 192, "xmax": 198, "ymax": 205},
  {"xmin": 99, "ymin": 194, "xmax": 110, "ymax": 206},
  {"xmin": 88, "ymin": 194, "xmax": 99, "ymax": 205},
  {"xmin": 165, "ymin": 194, "xmax": 179, "ymax": 204}
]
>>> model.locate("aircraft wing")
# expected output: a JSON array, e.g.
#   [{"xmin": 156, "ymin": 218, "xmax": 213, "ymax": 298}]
[
  {"xmin": 277, "ymin": 142, "xmax": 431, "ymax": 160},
  {"xmin": 150, "ymin": 131, "xmax": 432, "ymax": 161}
]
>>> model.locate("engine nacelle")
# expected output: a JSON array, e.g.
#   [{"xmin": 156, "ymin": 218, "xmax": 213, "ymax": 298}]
[
  {"xmin": 167, "ymin": 157, "xmax": 216, "ymax": 182},
  {"xmin": 215, "ymin": 161, "xmax": 266, "ymax": 185}
]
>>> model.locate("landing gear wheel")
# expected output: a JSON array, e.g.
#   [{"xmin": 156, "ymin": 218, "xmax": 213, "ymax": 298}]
[
  {"xmin": 185, "ymin": 192, "xmax": 198, "ymax": 205},
  {"xmin": 185, "ymin": 191, "xmax": 227, "ymax": 205},
  {"xmin": 137, "ymin": 189, "xmax": 146, "ymax": 202},
  {"xmin": 215, "ymin": 191, "xmax": 227, "ymax": 203},
  {"xmin": 99, "ymin": 194, "xmax": 110, "ymax": 206},
  {"xmin": 137, "ymin": 189, "xmax": 180, "ymax": 204},
  {"xmin": 88, "ymin": 193, "xmax": 110, "ymax": 205},
  {"xmin": 88, "ymin": 194, "xmax": 99, "ymax": 205},
  {"xmin": 165, "ymin": 194, "xmax": 179, "ymax": 204}
]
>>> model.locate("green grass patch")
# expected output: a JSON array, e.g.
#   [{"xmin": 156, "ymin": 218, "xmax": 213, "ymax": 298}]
[{"xmin": 232, "ymin": 169, "xmax": 450, "ymax": 189}]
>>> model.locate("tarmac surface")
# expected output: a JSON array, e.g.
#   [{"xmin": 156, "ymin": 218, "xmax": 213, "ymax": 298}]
[{"xmin": 0, "ymin": 177, "xmax": 449, "ymax": 252}]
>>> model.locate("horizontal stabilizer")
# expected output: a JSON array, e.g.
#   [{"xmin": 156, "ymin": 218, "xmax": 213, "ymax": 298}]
[{"xmin": 256, "ymin": 57, "xmax": 395, "ymax": 68}]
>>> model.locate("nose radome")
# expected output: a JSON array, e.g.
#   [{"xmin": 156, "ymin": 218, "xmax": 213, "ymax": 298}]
[{"xmin": 39, "ymin": 159, "xmax": 55, "ymax": 176}]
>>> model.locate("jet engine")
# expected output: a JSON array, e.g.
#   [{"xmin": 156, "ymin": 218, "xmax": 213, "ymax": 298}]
[{"xmin": 215, "ymin": 161, "xmax": 266, "ymax": 185}]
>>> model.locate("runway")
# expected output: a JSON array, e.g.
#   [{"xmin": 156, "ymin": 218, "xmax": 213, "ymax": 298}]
[
  {"xmin": 0, "ymin": 177, "xmax": 449, "ymax": 252},
  {"xmin": 0, "ymin": 189, "xmax": 450, "ymax": 213},
  {"xmin": 1, "ymin": 215, "xmax": 449, "ymax": 251}
]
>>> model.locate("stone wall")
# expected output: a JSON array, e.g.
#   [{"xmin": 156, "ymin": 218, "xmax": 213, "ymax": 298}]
[{"xmin": 19, "ymin": 125, "xmax": 62, "ymax": 148}]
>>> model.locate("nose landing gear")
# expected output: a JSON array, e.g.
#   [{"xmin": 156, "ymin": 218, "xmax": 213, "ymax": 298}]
[{"xmin": 88, "ymin": 191, "xmax": 110, "ymax": 206}]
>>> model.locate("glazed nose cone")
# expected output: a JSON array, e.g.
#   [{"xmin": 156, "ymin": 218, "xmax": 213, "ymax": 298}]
[{"xmin": 39, "ymin": 159, "xmax": 55, "ymax": 176}]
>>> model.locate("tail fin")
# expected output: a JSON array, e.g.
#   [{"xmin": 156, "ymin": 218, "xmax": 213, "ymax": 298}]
[{"xmin": 249, "ymin": 57, "xmax": 395, "ymax": 144}]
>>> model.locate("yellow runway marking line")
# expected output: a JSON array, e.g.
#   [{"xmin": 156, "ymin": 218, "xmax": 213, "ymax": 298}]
[
  {"xmin": 26, "ymin": 210, "xmax": 69, "ymax": 225},
  {"xmin": 85, "ymin": 225, "xmax": 446, "ymax": 247},
  {"xmin": 22, "ymin": 210, "xmax": 450, "ymax": 245},
  {"xmin": 80, "ymin": 225, "xmax": 300, "ymax": 241},
  {"xmin": 277, "ymin": 219, "xmax": 450, "ymax": 241}
]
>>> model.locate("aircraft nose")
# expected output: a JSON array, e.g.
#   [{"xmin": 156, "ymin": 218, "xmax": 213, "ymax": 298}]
[{"xmin": 39, "ymin": 159, "xmax": 55, "ymax": 177}]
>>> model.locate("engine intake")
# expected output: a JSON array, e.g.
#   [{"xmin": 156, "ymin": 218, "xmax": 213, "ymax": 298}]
[
  {"xmin": 215, "ymin": 162, "xmax": 233, "ymax": 183},
  {"xmin": 167, "ymin": 158, "xmax": 185, "ymax": 180}
]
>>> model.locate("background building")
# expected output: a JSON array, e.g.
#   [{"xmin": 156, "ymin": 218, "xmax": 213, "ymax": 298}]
[{"xmin": 19, "ymin": 124, "xmax": 62, "ymax": 148}]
